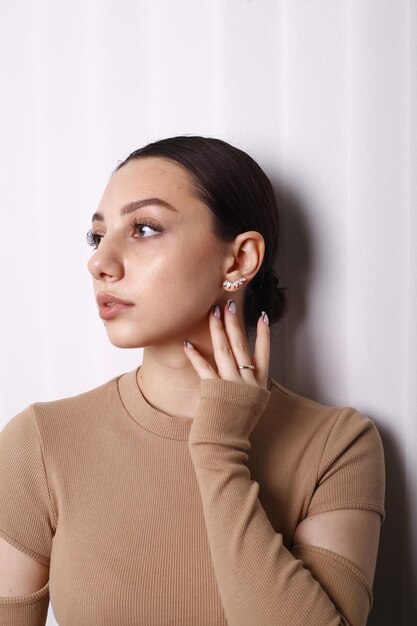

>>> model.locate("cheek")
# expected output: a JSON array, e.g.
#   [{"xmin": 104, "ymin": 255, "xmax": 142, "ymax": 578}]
[
  {"xmin": 145, "ymin": 242, "xmax": 221, "ymax": 291},
  {"xmin": 175, "ymin": 250, "xmax": 222, "ymax": 298}
]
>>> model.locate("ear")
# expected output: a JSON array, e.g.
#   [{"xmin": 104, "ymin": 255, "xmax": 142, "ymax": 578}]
[{"xmin": 223, "ymin": 231, "xmax": 265, "ymax": 285}]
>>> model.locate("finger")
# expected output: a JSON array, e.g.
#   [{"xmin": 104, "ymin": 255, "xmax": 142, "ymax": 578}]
[
  {"xmin": 208, "ymin": 305, "xmax": 243, "ymax": 382},
  {"xmin": 183, "ymin": 340, "xmax": 219, "ymax": 380},
  {"xmin": 252, "ymin": 311, "xmax": 270, "ymax": 389},
  {"xmin": 223, "ymin": 300, "xmax": 257, "ymax": 383}
]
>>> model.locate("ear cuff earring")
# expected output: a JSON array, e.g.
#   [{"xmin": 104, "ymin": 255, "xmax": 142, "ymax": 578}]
[{"xmin": 222, "ymin": 277, "xmax": 247, "ymax": 289}]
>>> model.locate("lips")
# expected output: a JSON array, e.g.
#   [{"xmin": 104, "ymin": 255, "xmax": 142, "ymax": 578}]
[{"xmin": 97, "ymin": 292, "xmax": 135, "ymax": 320}]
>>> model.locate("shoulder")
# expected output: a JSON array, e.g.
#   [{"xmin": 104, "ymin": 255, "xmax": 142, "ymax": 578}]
[
  {"xmin": 32, "ymin": 374, "xmax": 121, "ymax": 417},
  {"xmin": 3, "ymin": 373, "xmax": 125, "ymax": 446},
  {"xmin": 261, "ymin": 378, "xmax": 385, "ymax": 521},
  {"xmin": 264, "ymin": 377, "xmax": 383, "ymax": 447},
  {"xmin": 260, "ymin": 378, "xmax": 348, "ymax": 444},
  {"xmin": 261, "ymin": 378, "xmax": 385, "ymax": 485}
]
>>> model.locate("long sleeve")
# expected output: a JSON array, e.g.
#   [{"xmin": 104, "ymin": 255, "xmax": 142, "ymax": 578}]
[
  {"xmin": 0, "ymin": 583, "xmax": 49, "ymax": 626},
  {"xmin": 188, "ymin": 378, "xmax": 384, "ymax": 626}
]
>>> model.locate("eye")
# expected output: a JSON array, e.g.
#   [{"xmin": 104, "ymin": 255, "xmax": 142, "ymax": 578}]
[
  {"xmin": 86, "ymin": 229, "xmax": 102, "ymax": 250},
  {"xmin": 86, "ymin": 219, "xmax": 161, "ymax": 251},
  {"xmin": 129, "ymin": 218, "xmax": 162, "ymax": 238}
]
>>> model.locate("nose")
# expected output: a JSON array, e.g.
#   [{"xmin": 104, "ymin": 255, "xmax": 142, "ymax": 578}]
[{"xmin": 87, "ymin": 238, "xmax": 124, "ymax": 282}]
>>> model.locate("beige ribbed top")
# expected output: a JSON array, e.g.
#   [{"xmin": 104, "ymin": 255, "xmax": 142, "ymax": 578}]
[{"xmin": 0, "ymin": 367, "xmax": 385, "ymax": 626}]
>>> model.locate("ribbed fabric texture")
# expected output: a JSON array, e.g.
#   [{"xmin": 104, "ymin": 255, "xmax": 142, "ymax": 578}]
[
  {"xmin": 292, "ymin": 544, "xmax": 373, "ymax": 625},
  {"xmin": 0, "ymin": 582, "xmax": 49, "ymax": 626},
  {"xmin": 0, "ymin": 367, "xmax": 385, "ymax": 625}
]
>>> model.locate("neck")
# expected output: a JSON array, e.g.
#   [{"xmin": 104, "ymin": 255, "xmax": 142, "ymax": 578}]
[
  {"xmin": 136, "ymin": 309, "xmax": 251, "ymax": 419},
  {"xmin": 137, "ymin": 347, "xmax": 205, "ymax": 419}
]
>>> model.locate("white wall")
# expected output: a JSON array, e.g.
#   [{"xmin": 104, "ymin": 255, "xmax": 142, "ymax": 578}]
[{"xmin": 0, "ymin": 1, "xmax": 415, "ymax": 624}]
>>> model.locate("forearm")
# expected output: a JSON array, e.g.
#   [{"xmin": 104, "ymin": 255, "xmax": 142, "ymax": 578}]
[
  {"xmin": 189, "ymin": 445, "xmax": 356, "ymax": 625},
  {"xmin": 188, "ymin": 380, "xmax": 370, "ymax": 626}
]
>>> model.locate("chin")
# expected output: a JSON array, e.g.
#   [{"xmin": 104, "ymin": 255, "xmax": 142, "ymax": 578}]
[
  {"xmin": 103, "ymin": 322, "xmax": 172, "ymax": 350},
  {"xmin": 106, "ymin": 334, "xmax": 145, "ymax": 350},
  {"xmin": 102, "ymin": 315, "xmax": 201, "ymax": 350},
  {"xmin": 102, "ymin": 324, "xmax": 144, "ymax": 349},
  {"xmin": 108, "ymin": 338, "xmax": 143, "ymax": 349}
]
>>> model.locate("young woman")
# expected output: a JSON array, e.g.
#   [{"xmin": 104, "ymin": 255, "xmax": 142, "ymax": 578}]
[{"xmin": 0, "ymin": 136, "xmax": 385, "ymax": 626}]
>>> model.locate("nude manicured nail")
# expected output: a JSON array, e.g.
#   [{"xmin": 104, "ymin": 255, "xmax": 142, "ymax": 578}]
[
  {"xmin": 261, "ymin": 311, "xmax": 269, "ymax": 326},
  {"xmin": 213, "ymin": 305, "xmax": 221, "ymax": 318},
  {"xmin": 227, "ymin": 300, "xmax": 236, "ymax": 314}
]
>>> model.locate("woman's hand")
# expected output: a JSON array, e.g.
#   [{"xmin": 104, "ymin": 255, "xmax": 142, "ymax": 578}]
[{"xmin": 183, "ymin": 300, "xmax": 270, "ymax": 390}]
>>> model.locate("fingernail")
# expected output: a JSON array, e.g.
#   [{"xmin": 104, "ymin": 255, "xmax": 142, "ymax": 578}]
[
  {"xmin": 212, "ymin": 305, "xmax": 221, "ymax": 318},
  {"xmin": 184, "ymin": 340, "xmax": 194, "ymax": 349},
  {"xmin": 261, "ymin": 311, "xmax": 269, "ymax": 326},
  {"xmin": 227, "ymin": 299, "xmax": 236, "ymax": 314}
]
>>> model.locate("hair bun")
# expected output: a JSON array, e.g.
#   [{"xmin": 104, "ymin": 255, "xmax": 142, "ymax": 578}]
[
  {"xmin": 244, "ymin": 268, "xmax": 286, "ymax": 334},
  {"xmin": 252, "ymin": 268, "xmax": 279, "ymax": 294}
]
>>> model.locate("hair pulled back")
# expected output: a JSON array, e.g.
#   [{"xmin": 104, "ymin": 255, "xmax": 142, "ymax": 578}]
[{"xmin": 113, "ymin": 136, "xmax": 286, "ymax": 334}]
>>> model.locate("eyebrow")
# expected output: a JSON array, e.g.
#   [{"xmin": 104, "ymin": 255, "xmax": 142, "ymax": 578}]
[{"xmin": 91, "ymin": 197, "xmax": 178, "ymax": 222}]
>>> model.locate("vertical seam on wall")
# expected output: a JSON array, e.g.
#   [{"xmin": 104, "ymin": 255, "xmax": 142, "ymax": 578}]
[
  {"xmin": 346, "ymin": 0, "xmax": 353, "ymax": 401},
  {"xmin": 403, "ymin": 0, "xmax": 417, "ymax": 621}
]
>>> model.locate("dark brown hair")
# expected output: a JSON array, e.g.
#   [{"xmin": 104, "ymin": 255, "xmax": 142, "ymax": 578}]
[{"xmin": 113, "ymin": 136, "xmax": 286, "ymax": 336}]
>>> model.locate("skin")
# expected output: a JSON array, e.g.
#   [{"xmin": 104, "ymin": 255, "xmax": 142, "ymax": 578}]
[
  {"xmin": 87, "ymin": 156, "xmax": 267, "ymax": 418},
  {"xmin": 0, "ymin": 156, "xmax": 380, "ymax": 598}
]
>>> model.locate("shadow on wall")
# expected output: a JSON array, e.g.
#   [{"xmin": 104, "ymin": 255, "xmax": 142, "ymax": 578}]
[
  {"xmin": 367, "ymin": 423, "xmax": 410, "ymax": 626},
  {"xmin": 267, "ymin": 178, "xmax": 314, "ymax": 391},
  {"xmin": 264, "ymin": 179, "xmax": 413, "ymax": 626}
]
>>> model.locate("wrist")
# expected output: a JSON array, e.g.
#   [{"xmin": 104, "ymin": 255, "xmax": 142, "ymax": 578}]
[{"xmin": 189, "ymin": 378, "xmax": 271, "ymax": 447}]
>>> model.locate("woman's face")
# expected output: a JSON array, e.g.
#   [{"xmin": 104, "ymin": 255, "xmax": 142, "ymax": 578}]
[{"xmin": 87, "ymin": 156, "xmax": 230, "ymax": 350}]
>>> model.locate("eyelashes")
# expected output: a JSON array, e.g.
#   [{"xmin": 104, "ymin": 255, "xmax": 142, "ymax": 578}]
[
  {"xmin": 86, "ymin": 230, "xmax": 102, "ymax": 249},
  {"xmin": 86, "ymin": 219, "xmax": 162, "ymax": 250},
  {"xmin": 128, "ymin": 217, "xmax": 162, "ymax": 238}
]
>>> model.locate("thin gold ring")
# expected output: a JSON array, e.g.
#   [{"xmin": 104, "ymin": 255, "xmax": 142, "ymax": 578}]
[{"xmin": 238, "ymin": 365, "xmax": 255, "ymax": 370}]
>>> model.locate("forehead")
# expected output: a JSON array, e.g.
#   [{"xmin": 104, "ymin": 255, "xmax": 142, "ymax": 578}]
[{"xmin": 100, "ymin": 156, "xmax": 201, "ymax": 211}]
